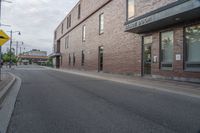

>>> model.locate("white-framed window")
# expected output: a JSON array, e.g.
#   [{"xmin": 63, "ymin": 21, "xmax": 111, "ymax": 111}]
[
  {"xmin": 99, "ymin": 13, "xmax": 104, "ymax": 34},
  {"xmin": 128, "ymin": 0, "xmax": 135, "ymax": 19}
]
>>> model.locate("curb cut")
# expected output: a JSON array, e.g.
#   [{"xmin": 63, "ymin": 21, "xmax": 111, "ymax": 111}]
[{"xmin": 0, "ymin": 73, "xmax": 16, "ymax": 105}]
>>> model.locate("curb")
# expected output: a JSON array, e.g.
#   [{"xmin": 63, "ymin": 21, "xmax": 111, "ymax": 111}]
[
  {"xmin": 44, "ymin": 67, "xmax": 200, "ymax": 99},
  {"xmin": 0, "ymin": 74, "xmax": 21, "ymax": 133},
  {"xmin": 0, "ymin": 73, "xmax": 16, "ymax": 105}
]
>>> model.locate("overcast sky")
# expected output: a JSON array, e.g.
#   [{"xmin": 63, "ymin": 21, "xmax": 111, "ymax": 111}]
[{"xmin": 1, "ymin": 0, "xmax": 79, "ymax": 54}]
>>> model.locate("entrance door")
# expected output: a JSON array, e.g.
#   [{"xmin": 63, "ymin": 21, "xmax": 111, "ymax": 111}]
[
  {"xmin": 56, "ymin": 56, "xmax": 60, "ymax": 68},
  {"xmin": 98, "ymin": 46, "xmax": 104, "ymax": 71},
  {"xmin": 143, "ymin": 36, "xmax": 152, "ymax": 75}
]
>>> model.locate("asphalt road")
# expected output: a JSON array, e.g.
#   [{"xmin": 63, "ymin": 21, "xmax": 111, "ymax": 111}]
[{"xmin": 6, "ymin": 65, "xmax": 200, "ymax": 133}]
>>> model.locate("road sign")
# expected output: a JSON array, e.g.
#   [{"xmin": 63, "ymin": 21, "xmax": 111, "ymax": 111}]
[{"xmin": 0, "ymin": 29, "xmax": 10, "ymax": 46}]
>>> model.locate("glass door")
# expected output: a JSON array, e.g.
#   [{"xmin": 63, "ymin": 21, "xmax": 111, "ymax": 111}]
[{"xmin": 98, "ymin": 46, "xmax": 104, "ymax": 72}]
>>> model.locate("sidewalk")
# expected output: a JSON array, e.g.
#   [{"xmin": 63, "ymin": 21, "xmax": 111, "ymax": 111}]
[
  {"xmin": 0, "ymin": 73, "xmax": 12, "ymax": 91},
  {"xmin": 45, "ymin": 67, "xmax": 200, "ymax": 99},
  {"xmin": 0, "ymin": 73, "xmax": 16, "ymax": 104},
  {"xmin": 0, "ymin": 74, "xmax": 21, "ymax": 133}
]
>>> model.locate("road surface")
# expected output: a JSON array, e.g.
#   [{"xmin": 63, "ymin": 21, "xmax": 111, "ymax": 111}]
[{"xmin": 6, "ymin": 65, "xmax": 200, "ymax": 133}]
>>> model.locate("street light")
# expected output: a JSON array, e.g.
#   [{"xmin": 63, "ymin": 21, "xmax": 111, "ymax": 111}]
[
  {"xmin": 0, "ymin": 0, "xmax": 12, "ymax": 80},
  {"xmin": 13, "ymin": 41, "xmax": 23, "ymax": 56},
  {"xmin": 7, "ymin": 30, "xmax": 21, "ymax": 68}
]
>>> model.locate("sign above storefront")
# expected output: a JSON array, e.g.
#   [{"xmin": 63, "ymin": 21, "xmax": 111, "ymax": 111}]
[{"xmin": 126, "ymin": 16, "xmax": 154, "ymax": 30}]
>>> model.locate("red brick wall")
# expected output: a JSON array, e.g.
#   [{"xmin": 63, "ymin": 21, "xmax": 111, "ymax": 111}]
[
  {"xmin": 59, "ymin": 0, "xmax": 136, "ymax": 75},
  {"xmin": 135, "ymin": 0, "xmax": 177, "ymax": 18},
  {"xmin": 54, "ymin": 0, "xmax": 200, "ymax": 81}
]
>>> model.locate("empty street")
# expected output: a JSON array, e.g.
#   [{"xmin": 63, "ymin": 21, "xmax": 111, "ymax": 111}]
[{"xmin": 6, "ymin": 66, "xmax": 200, "ymax": 133}]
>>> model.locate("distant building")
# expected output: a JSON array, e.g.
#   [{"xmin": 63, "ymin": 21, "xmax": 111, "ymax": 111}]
[
  {"xmin": 19, "ymin": 49, "xmax": 48, "ymax": 65},
  {"xmin": 23, "ymin": 49, "xmax": 47, "ymax": 57}
]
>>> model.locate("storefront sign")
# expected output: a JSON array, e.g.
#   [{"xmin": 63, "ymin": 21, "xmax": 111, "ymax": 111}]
[{"xmin": 126, "ymin": 16, "xmax": 154, "ymax": 30}]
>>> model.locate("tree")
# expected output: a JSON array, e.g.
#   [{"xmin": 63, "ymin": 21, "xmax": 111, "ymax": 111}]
[
  {"xmin": 46, "ymin": 57, "xmax": 53, "ymax": 67},
  {"xmin": 2, "ymin": 49, "xmax": 18, "ymax": 63}
]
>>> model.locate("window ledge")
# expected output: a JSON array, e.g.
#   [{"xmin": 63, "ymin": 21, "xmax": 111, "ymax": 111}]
[
  {"xmin": 184, "ymin": 68, "xmax": 200, "ymax": 72},
  {"xmin": 160, "ymin": 68, "xmax": 173, "ymax": 71}
]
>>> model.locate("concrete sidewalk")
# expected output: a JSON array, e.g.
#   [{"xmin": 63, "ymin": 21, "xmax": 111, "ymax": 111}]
[
  {"xmin": 45, "ymin": 67, "xmax": 200, "ymax": 99},
  {"xmin": 0, "ymin": 73, "xmax": 16, "ymax": 104},
  {"xmin": 0, "ymin": 74, "xmax": 21, "ymax": 133},
  {"xmin": 0, "ymin": 73, "xmax": 12, "ymax": 91}
]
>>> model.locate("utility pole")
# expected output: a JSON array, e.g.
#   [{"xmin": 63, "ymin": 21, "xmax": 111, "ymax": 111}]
[
  {"xmin": 19, "ymin": 46, "xmax": 21, "ymax": 55},
  {"xmin": 0, "ymin": 0, "xmax": 2, "ymax": 80},
  {"xmin": 14, "ymin": 41, "xmax": 23, "ymax": 56},
  {"xmin": 16, "ymin": 41, "xmax": 18, "ymax": 55},
  {"xmin": 7, "ymin": 30, "xmax": 21, "ymax": 68},
  {"xmin": 9, "ymin": 30, "xmax": 12, "ymax": 68},
  {"xmin": 0, "ymin": 0, "xmax": 12, "ymax": 80}
]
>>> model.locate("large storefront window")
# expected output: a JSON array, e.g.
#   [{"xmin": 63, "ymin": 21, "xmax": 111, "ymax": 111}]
[
  {"xmin": 128, "ymin": 0, "xmax": 135, "ymax": 19},
  {"xmin": 161, "ymin": 31, "xmax": 174, "ymax": 70},
  {"xmin": 185, "ymin": 24, "xmax": 200, "ymax": 70}
]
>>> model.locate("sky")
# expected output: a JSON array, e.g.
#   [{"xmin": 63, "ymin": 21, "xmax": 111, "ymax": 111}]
[{"xmin": 1, "ymin": 0, "xmax": 79, "ymax": 55}]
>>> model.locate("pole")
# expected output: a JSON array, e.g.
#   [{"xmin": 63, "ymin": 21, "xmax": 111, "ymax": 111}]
[
  {"xmin": 0, "ymin": 46, "xmax": 2, "ymax": 81},
  {"xmin": 9, "ymin": 30, "xmax": 12, "ymax": 68},
  {"xmin": 19, "ymin": 46, "xmax": 21, "ymax": 55},
  {"xmin": 0, "ymin": 0, "xmax": 1, "ymax": 23},
  {"xmin": 16, "ymin": 41, "xmax": 18, "ymax": 55},
  {"xmin": 0, "ymin": 0, "xmax": 2, "ymax": 80}
]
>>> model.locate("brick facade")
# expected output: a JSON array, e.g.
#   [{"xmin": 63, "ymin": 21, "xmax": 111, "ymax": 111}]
[{"xmin": 53, "ymin": 0, "xmax": 200, "ymax": 82}]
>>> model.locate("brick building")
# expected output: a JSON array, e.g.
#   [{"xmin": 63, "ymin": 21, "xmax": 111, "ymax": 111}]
[{"xmin": 51, "ymin": 0, "xmax": 200, "ymax": 82}]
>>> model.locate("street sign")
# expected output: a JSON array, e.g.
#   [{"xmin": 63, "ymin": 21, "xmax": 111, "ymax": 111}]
[{"xmin": 0, "ymin": 29, "xmax": 10, "ymax": 46}]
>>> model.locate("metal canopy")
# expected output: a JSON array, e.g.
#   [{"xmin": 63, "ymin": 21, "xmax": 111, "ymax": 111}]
[
  {"xmin": 125, "ymin": 0, "xmax": 200, "ymax": 33},
  {"xmin": 49, "ymin": 53, "xmax": 61, "ymax": 58}
]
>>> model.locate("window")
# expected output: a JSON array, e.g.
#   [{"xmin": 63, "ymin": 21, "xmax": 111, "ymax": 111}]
[
  {"xmin": 67, "ymin": 17, "xmax": 69, "ymax": 29},
  {"xmin": 128, "ymin": 0, "xmax": 135, "ymax": 19},
  {"xmin": 67, "ymin": 14, "xmax": 71, "ymax": 29},
  {"xmin": 69, "ymin": 15, "xmax": 71, "ymax": 27},
  {"xmin": 99, "ymin": 13, "xmax": 104, "ymax": 34},
  {"xmin": 61, "ymin": 23, "xmax": 64, "ymax": 34},
  {"xmin": 65, "ymin": 36, "xmax": 69, "ymax": 49},
  {"xmin": 73, "ymin": 53, "xmax": 76, "ymax": 66},
  {"xmin": 160, "ymin": 31, "xmax": 174, "ymax": 70},
  {"xmin": 81, "ymin": 50, "xmax": 85, "ymax": 66},
  {"xmin": 54, "ymin": 31, "xmax": 57, "ymax": 40},
  {"xmin": 144, "ymin": 36, "xmax": 152, "ymax": 45},
  {"xmin": 185, "ymin": 24, "xmax": 200, "ymax": 70},
  {"xmin": 69, "ymin": 54, "xmax": 71, "ymax": 65},
  {"xmin": 82, "ymin": 25, "xmax": 86, "ymax": 41},
  {"xmin": 78, "ymin": 4, "xmax": 81, "ymax": 19}
]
